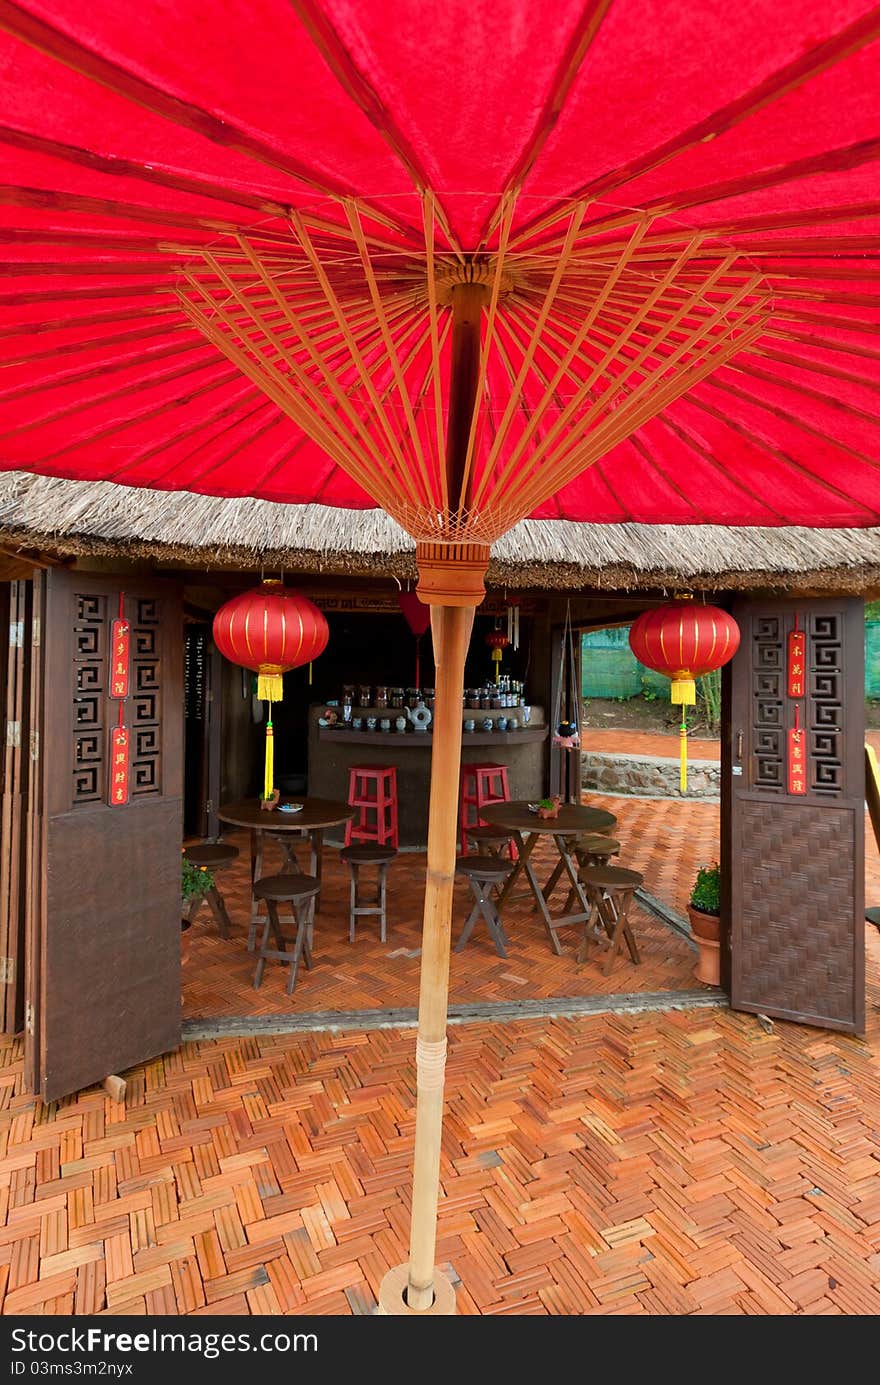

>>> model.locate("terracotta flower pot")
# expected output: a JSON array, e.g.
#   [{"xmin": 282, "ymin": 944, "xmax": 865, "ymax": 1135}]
[{"xmin": 687, "ymin": 904, "xmax": 721, "ymax": 985}]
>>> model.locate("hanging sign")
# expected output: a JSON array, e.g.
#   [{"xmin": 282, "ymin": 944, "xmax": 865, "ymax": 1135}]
[
  {"xmin": 788, "ymin": 707, "xmax": 807, "ymax": 796},
  {"xmin": 109, "ymin": 596, "xmax": 130, "ymax": 700},
  {"xmin": 109, "ymin": 722, "xmax": 130, "ymax": 806},
  {"xmin": 787, "ymin": 616, "xmax": 806, "ymax": 699}
]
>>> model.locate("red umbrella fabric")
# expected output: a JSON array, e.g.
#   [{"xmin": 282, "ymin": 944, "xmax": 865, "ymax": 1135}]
[{"xmin": 0, "ymin": 1, "xmax": 878, "ymax": 528}]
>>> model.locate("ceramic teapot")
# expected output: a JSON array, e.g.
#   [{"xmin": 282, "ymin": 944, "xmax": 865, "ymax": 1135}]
[{"xmin": 406, "ymin": 700, "xmax": 433, "ymax": 733}]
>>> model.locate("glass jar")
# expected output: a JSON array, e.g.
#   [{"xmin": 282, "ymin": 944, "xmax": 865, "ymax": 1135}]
[
  {"xmin": 406, "ymin": 687, "xmax": 420, "ymax": 707},
  {"xmin": 358, "ymin": 684, "xmax": 371, "ymax": 707},
  {"xmin": 342, "ymin": 684, "xmax": 354, "ymax": 707},
  {"xmin": 390, "ymin": 687, "xmax": 405, "ymax": 708},
  {"xmin": 375, "ymin": 685, "xmax": 388, "ymax": 709}
]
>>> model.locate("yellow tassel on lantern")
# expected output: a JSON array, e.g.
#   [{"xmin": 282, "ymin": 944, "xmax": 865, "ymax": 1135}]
[
  {"xmin": 257, "ymin": 666, "xmax": 283, "ymax": 701},
  {"xmin": 491, "ymin": 648, "xmax": 502, "ymax": 684},
  {"xmin": 669, "ymin": 674, "xmax": 694, "ymax": 793},
  {"xmin": 308, "ymin": 661, "xmax": 313, "ymax": 686},
  {"xmin": 263, "ymin": 703, "xmax": 275, "ymax": 801}
]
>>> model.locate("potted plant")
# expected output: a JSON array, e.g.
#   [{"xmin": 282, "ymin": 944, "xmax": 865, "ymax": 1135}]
[
  {"xmin": 687, "ymin": 862, "xmax": 721, "ymax": 985},
  {"xmin": 181, "ymin": 857, "xmax": 214, "ymax": 960},
  {"xmin": 536, "ymin": 795, "xmax": 561, "ymax": 820}
]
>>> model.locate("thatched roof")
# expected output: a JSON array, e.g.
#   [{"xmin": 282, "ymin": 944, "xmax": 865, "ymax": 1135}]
[{"xmin": 0, "ymin": 471, "xmax": 878, "ymax": 594}]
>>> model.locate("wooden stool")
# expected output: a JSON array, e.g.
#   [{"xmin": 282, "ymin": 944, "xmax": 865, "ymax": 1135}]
[
  {"xmin": 252, "ymin": 873, "xmax": 320, "ymax": 995},
  {"xmin": 344, "ymin": 765, "xmax": 399, "ymax": 848},
  {"xmin": 183, "ymin": 842, "xmax": 239, "ymax": 938},
  {"xmin": 578, "ymin": 865, "xmax": 643, "ymax": 975},
  {"xmin": 455, "ymin": 855, "xmax": 513, "ymax": 958},
  {"xmin": 339, "ymin": 845, "xmax": 397, "ymax": 942},
  {"xmin": 562, "ymin": 836, "xmax": 621, "ymax": 912},
  {"xmin": 459, "ymin": 763, "xmax": 510, "ymax": 853},
  {"xmin": 465, "ymin": 823, "xmax": 513, "ymax": 857}
]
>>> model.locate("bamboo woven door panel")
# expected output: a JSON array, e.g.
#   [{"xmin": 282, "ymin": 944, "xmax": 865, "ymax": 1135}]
[
  {"xmin": 725, "ymin": 598, "xmax": 864, "ymax": 1033},
  {"xmin": 31, "ymin": 571, "xmax": 183, "ymax": 1102},
  {"xmin": 0, "ymin": 581, "xmax": 31, "ymax": 1034}
]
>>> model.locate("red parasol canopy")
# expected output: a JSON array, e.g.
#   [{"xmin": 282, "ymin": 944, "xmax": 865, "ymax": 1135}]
[
  {"xmin": 0, "ymin": 1, "xmax": 877, "ymax": 528},
  {"xmin": 3, "ymin": 1, "xmax": 879, "ymax": 1316}
]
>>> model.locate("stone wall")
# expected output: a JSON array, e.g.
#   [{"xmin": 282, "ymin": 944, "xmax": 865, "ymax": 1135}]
[{"xmin": 582, "ymin": 750, "xmax": 721, "ymax": 799}]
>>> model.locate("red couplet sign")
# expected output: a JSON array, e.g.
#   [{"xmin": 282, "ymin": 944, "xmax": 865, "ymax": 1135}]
[
  {"xmin": 788, "ymin": 727, "xmax": 807, "ymax": 796},
  {"xmin": 110, "ymin": 617, "xmax": 130, "ymax": 699},
  {"xmin": 788, "ymin": 629, "xmax": 806, "ymax": 699},
  {"xmin": 109, "ymin": 726, "xmax": 130, "ymax": 806}
]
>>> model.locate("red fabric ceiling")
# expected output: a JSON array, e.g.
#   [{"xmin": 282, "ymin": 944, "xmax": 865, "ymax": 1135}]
[{"xmin": 0, "ymin": 0, "xmax": 878, "ymax": 527}]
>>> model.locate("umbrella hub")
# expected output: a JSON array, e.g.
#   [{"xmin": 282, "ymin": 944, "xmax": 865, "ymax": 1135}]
[{"xmin": 432, "ymin": 256, "xmax": 514, "ymax": 306}]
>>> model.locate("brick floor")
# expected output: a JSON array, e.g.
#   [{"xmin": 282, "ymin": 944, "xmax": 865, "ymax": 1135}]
[
  {"xmin": 585, "ymin": 728, "xmax": 721, "ymax": 760},
  {"xmin": 0, "ymin": 764, "xmax": 877, "ymax": 1316},
  {"xmin": 183, "ymin": 796, "xmax": 705, "ymax": 1021}
]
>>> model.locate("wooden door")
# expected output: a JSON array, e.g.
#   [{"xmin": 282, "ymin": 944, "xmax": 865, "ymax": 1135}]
[
  {"xmin": 0, "ymin": 580, "xmax": 31, "ymax": 1034},
  {"xmin": 26, "ymin": 571, "xmax": 183, "ymax": 1101},
  {"xmin": 723, "ymin": 597, "xmax": 865, "ymax": 1033}
]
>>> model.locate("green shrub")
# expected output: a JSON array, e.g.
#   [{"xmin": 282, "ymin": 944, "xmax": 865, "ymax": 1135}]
[
  {"xmin": 690, "ymin": 862, "xmax": 720, "ymax": 916},
  {"xmin": 182, "ymin": 858, "xmax": 214, "ymax": 901}
]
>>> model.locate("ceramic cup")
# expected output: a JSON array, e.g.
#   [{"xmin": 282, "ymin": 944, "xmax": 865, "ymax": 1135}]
[
  {"xmin": 522, "ymin": 704, "xmax": 532, "ymax": 725},
  {"xmin": 481, "ymin": 716, "xmax": 493, "ymax": 732},
  {"xmin": 380, "ymin": 718, "xmax": 391, "ymax": 732},
  {"xmin": 508, "ymin": 717, "xmax": 519, "ymax": 732},
  {"xmin": 366, "ymin": 716, "xmax": 377, "ymax": 731},
  {"xmin": 395, "ymin": 716, "xmax": 407, "ymax": 733},
  {"xmin": 352, "ymin": 717, "xmax": 363, "ymax": 731},
  {"xmin": 497, "ymin": 716, "xmax": 508, "ymax": 733},
  {"xmin": 464, "ymin": 718, "xmax": 475, "ymax": 733}
]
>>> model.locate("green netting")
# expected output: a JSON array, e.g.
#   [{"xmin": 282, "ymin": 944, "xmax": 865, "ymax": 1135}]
[
  {"xmin": 581, "ymin": 626, "xmax": 670, "ymax": 700},
  {"xmin": 867, "ymin": 622, "xmax": 880, "ymax": 699}
]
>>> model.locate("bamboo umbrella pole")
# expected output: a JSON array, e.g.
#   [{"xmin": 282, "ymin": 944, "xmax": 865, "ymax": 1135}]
[{"xmin": 379, "ymin": 282, "xmax": 488, "ymax": 1317}]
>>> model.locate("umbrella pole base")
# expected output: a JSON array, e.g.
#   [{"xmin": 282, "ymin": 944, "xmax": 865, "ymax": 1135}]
[{"xmin": 377, "ymin": 1264, "xmax": 456, "ymax": 1316}]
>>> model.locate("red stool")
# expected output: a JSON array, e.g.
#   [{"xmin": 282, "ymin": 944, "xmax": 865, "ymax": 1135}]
[
  {"xmin": 344, "ymin": 765, "xmax": 399, "ymax": 848},
  {"xmin": 459, "ymin": 762, "xmax": 510, "ymax": 853}
]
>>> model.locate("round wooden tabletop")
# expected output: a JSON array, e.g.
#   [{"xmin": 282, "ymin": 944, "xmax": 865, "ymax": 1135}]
[
  {"xmin": 218, "ymin": 797, "xmax": 355, "ymax": 832},
  {"xmin": 482, "ymin": 800, "xmax": 617, "ymax": 835}
]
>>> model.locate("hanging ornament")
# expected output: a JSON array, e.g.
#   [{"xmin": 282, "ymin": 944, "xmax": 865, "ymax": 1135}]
[
  {"xmin": 399, "ymin": 590, "xmax": 431, "ymax": 686},
  {"xmin": 629, "ymin": 596, "xmax": 740, "ymax": 793},
  {"xmin": 553, "ymin": 600, "xmax": 581, "ymax": 751},
  {"xmin": 485, "ymin": 628, "xmax": 509, "ymax": 684},
  {"xmin": 506, "ymin": 596, "xmax": 521, "ymax": 651},
  {"xmin": 213, "ymin": 580, "xmax": 329, "ymax": 802}
]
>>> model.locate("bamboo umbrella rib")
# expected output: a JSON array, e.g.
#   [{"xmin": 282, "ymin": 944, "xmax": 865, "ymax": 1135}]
[
  {"xmin": 751, "ymin": 344, "xmax": 880, "ymax": 391},
  {"xmin": 177, "ymin": 284, "xmax": 393, "ymax": 505},
  {"xmin": 287, "ymin": 209, "xmax": 414, "ymax": 488},
  {"xmin": 534, "ymin": 316, "xmax": 769, "ymax": 512},
  {"xmin": 345, "ymin": 200, "xmax": 436, "ymax": 511},
  {"xmin": 421, "ymin": 192, "xmax": 449, "ymax": 513},
  {"xmin": 473, "ymin": 200, "xmax": 588, "ymax": 505},
  {"xmin": 456, "ymin": 191, "xmax": 517, "ymax": 515},
  {"xmin": 502, "ymin": 280, "xmax": 768, "ymax": 518},
  {"xmin": 731, "ymin": 358, "xmax": 880, "ymax": 423},
  {"xmin": 494, "ymin": 217, "xmax": 658, "ymax": 484},
  {"xmin": 0, "ymin": 334, "xmax": 211, "ymax": 405},
  {"xmin": 500, "ymin": 245, "xmax": 734, "ymax": 512},
  {"xmin": 149, "ymin": 401, "xmax": 282, "ymax": 487},
  {"xmin": 705, "ymin": 372, "xmax": 880, "ymax": 473},
  {"xmin": 0, "ymin": 318, "xmax": 190, "ymax": 370},
  {"xmin": 201, "ymin": 245, "xmax": 395, "ymax": 485}
]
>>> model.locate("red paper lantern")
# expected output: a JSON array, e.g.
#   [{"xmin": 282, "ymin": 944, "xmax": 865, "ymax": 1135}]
[
  {"xmin": 213, "ymin": 581, "xmax": 328, "ymax": 801},
  {"xmin": 213, "ymin": 580, "xmax": 328, "ymax": 701},
  {"xmin": 629, "ymin": 598, "xmax": 739, "ymax": 706},
  {"xmin": 629, "ymin": 598, "xmax": 739, "ymax": 792},
  {"xmin": 399, "ymin": 590, "xmax": 431, "ymax": 638}
]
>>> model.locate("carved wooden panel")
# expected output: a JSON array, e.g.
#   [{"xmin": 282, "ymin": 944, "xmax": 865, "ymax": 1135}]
[
  {"xmin": 751, "ymin": 614, "xmax": 785, "ymax": 793},
  {"xmin": 130, "ymin": 597, "xmax": 162, "ymax": 797},
  {"xmin": 72, "ymin": 593, "xmax": 107, "ymax": 805},
  {"xmin": 733, "ymin": 800, "xmax": 857, "ymax": 1026},
  {"xmin": 807, "ymin": 612, "xmax": 843, "ymax": 796}
]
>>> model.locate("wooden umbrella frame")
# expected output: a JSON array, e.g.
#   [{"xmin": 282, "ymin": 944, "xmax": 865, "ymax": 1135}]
[{"xmin": 171, "ymin": 194, "xmax": 775, "ymax": 1314}]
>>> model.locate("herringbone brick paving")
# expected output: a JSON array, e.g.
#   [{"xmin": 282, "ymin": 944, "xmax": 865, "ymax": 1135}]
[
  {"xmin": 0, "ymin": 766, "xmax": 877, "ymax": 1315},
  {"xmin": 183, "ymin": 791, "xmax": 707, "ymax": 1020}
]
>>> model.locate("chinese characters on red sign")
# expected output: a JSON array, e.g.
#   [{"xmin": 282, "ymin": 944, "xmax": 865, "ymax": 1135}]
[
  {"xmin": 787, "ymin": 628, "xmax": 806, "ymax": 699},
  {"xmin": 109, "ymin": 617, "xmax": 130, "ymax": 699},
  {"xmin": 788, "ymin": 727, "xmax": 807, "ymax": 795},
  {"xmin": 109, "ymin": 725, "xmax": 130, "ymax": 806}
]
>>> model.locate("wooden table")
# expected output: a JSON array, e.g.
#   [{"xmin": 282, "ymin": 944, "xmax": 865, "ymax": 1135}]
[
  {"xmin": 482, "ymin": 801, "xmax": 617, "ymax": 955},
  {"xmin": 218, "ymin": 797, "xmax": 354, "ymax": 951}
]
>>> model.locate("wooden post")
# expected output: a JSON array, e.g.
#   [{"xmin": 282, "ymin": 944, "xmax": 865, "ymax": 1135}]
[{"xmin": 379, "ymin": 278, "xmax": 488, "ymax": 1316}]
